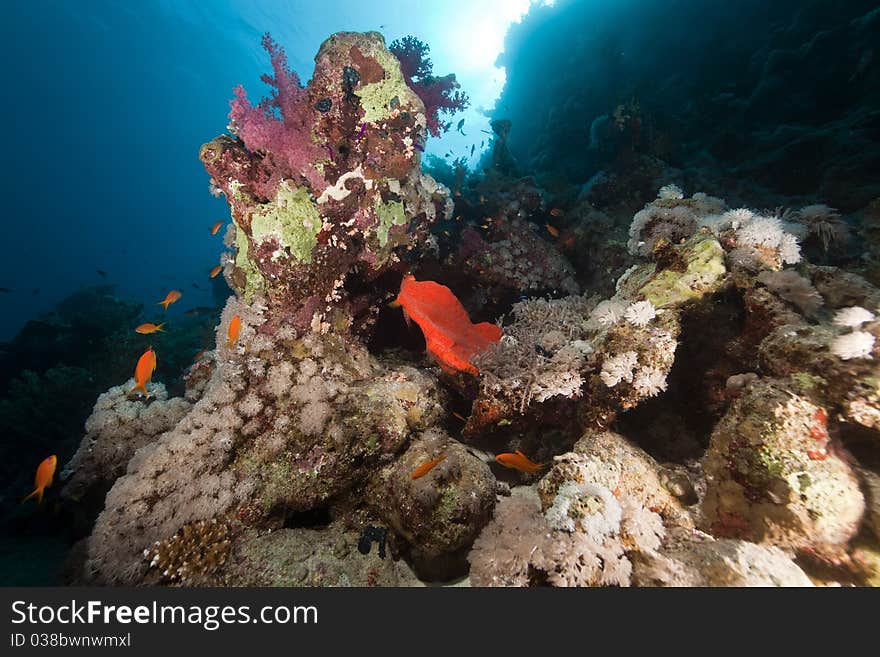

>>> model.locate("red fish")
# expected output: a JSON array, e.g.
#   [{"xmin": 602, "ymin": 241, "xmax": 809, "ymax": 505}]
[
  {"xmin": 22, "ymin": 455, "xmax": 57, "ymax": 504},
  {"xmin": 211, "ymin": 221, "xmax": 225, "ymax": 235},
  {"xmin": 495, "ymin": 450, "xmax": 545, "ymax": 474},
  {"xmin": 411, "ymin": 453, "xmax": 446, "ymax": 480},
  {"xmin": 394, "ymin": 275, "xmax": 501, "ymax": 375},
  {"xmin": 210, "ymin": 265, "xmax": 222, "ymax": 278}
]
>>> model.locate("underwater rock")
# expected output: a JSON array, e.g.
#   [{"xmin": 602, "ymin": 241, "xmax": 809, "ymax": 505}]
[
  {"xmin": 700, "ymin": 378, "xmax": 865, "ymax": 550},
  {"xmin": 538, "ymin": 430, "xmax": 693, "ymax": 528},
  {"xmin": 77, "ymin": 294, "xmax": 448, "ymax": 584},
  {"xmin": 223, "ymin": 523, "xmax": 422, "ymax": 587},
  {"xmin": 631, "ymin": 529, "xmax": 813, "ymax": 587},
  {"xmin": 369, "ymin": 429, "xmax": 495, "ymax": 580},
  {"xmin": 758, "ymin": 321, "xmax": 880, "ymax": 431},
  {"xmin": 858, "ymin": 468, "xmax": 880, "ymax": 546}
]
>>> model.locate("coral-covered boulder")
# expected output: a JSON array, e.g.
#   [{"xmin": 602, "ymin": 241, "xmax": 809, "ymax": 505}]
[
  {"xmin": 369, "ymin": 429, "xmax": 495, "ymax": 580},
  {"xmin": 632, "ymin": 530, "xmax": 813, "ymax": 587},
  {"xmin": 539, "ymin": 430, "xmax": 693, "ymax": 528},
  {"xmin": 700, "ymin": 378, "xmax": 865, "ymax": 549},
  {"xmin": 61, "ymin": 382, "xmax": 191, "ymax": 505},
  {"xmin": 224, "ymin": 523, "xmax": 422, "ymax": 587},
  {"xmin": 200, "ymin": 31, "xmax": 451, "ymax": 332}
]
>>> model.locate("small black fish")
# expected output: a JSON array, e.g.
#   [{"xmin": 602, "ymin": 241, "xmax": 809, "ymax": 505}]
[
  {"xmin": 456, "ymin": 118, "xmax": 466, "ymax": 135},
  {"xmin": 31, "ymin": 288, "xmax": 39, "ymax": 296},
  {"xmin": 96, "ymin": 269, "xmax": 107, "ymax": 278},
  {"xmin": 0, "ymin": 287, "xmax": 11, "ymax": 294},
  {"xmin": 192, "ymin": 283, "xmax": 201, "ymax": 289},
  {"xmin": 357, "ymin": 525, "xmax": 387, "ymax": 559},
  {"xmin": 470, "ymin": 144, "xmax": 475, "ymax": 156}
]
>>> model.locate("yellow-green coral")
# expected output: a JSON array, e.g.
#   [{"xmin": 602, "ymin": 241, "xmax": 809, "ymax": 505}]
[
  {"xmin": 376, "ymin": 199, "xmax": 407, "ymax": 247},
  {"xmin": 250, "ymin": 183, "xmax": 323, "ymax": 263},
  {"xmin": 355, "ymin": 41, "xmax": 423, "ymax": 123},
  {"xmin": 234, "ymin": 226, "xmax": 265, "ymax": 300},
  {"xmin": 640, "ymin": 236, "xmax": 726, "ymax": 307}
]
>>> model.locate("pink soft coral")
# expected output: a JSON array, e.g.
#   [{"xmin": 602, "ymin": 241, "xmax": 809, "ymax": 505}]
[
  {"xmin": 228, "ymin": 33, "xmax": 325, "ymax": 191},
  {"xmin": 389, "ymin": 36, "xmax": 469, "ymax": 137}
]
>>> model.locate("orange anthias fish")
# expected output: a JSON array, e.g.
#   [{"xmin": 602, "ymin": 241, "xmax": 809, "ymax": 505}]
[
  {"xmin": 210, "ymin": 265, "xmax": 222, "ymax": 278},
  {"xmin": 131, "ymin": 347, "xmax": 157, "ymax": 397},
  {"xmin": 549, "ymin": 208, "xmax": 563, "ymax": 217},
  {"xmin": 411, "ymin": 453, "xmax": 446, "ymax": 480},
  {"xmin": 22, "ymin": 455, "xmax": 57, "ymax": 504},
  {"xmin": 211, "ymin": 221, "xmax": 225, "ymax": 235},
  {"xmin": 157, "ymin": 290, "xmax": 182, "ymax": 310},
  {"xmin": 495, "ymin": 450, "xmax": 545, "ymax": 474},
  {"xmin": 394, "ymin": 275, "xmax": 502, "ymax": 376},
  {"xmin": 135, "ymin": 322, "xmax": 165, "ymax": 335},
  {"xmin": 227, "ymin": 315, "xmax": 241, "ymax": 348},
  {"xmin": 545, "ymin": 223, "xmax": 560, "ymax": 237}
]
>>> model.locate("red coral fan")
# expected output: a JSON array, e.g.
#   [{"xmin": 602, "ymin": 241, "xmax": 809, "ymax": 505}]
[
  {"xmin": 395, "ymin": 275, "xmax": 501, "ymax": 375},
  {"xmin": 389, "ymin": 36, "xmax": 469, "ymax": 137},
  {"xmin": 228, "ymin": 33, "xmax": 325, "ymax": 191}
]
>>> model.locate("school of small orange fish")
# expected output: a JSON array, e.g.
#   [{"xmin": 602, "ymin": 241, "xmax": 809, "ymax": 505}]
[{"xmin": 23, "ymin": 220, "xmax": 241, "ymax": 505}]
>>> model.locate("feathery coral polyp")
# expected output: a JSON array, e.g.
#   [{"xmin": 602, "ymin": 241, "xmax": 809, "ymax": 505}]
[{"xmin": 395, "ymin": 275, "xmax": 501, "ymax": 375}]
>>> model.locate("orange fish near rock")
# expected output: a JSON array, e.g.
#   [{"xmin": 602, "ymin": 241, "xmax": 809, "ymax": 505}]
[
  {"xmin": 495, "ymin": 450, "xmax": 545, "ymax": 474},
  {"xmin": 227, "ymin": 315, "xmax": 241, "ymax": 348},
  {"xmin": 411, "ymin": 453, "xmax": 447, "ymax": 480},
  {"xmin": 211, "ymin": 221, "xmax": 225, "ymax": 235},
  {"xmin": 22, "ymin": 455, "xmax": 57, "ymax": 504},
  {"xmin": 135, "ymin": 322, "xmax": 165, "ymax": 334},
  {"xmin": 131, "ymin": 347, "xmax": 157, "ymax": 397},
  {"xmin": 210, "ymin": 265, "xmax": 222, "ymax": 278},
  {"xmin": 394, "ymin": 275, "xmax": 501, "ymax": 375},
  {"xmin": 157, "ymin": 290, "xmax": 182, "ymax": 310}
]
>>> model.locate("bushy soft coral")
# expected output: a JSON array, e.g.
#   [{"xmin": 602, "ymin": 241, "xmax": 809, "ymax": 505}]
[
  {"xmin": 228, "ymin": 33, "xmax": 325, "ymax": 191},
  {"xmin": 389, "ymin": 36, "xmax": 469, "ymax": 137}
]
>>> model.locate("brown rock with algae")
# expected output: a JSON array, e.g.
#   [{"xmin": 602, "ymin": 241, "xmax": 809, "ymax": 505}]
[{"xmin": 700, "ymin": 378, "xmax": 865, "ymax": 549}]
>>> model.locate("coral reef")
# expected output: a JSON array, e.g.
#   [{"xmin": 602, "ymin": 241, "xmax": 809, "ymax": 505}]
[
  {"xmin": 200, "ymin": 31, "xmax": 451, "ymax": 329},
  {"xmin": 55, "ymin": 23, "xmax": 880, "ymax": 590},
  {"xmin": 368, "ymin": 429, "xmax": 496, "ymax": 579}
]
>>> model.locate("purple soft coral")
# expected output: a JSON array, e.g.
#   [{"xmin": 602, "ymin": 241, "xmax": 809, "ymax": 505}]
[{"xmin": 228, "ymin": 33, "xmax": 326, "ymax": 191}]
